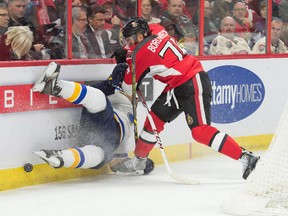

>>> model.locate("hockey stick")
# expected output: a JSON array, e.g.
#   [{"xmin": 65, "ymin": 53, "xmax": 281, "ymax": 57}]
[
  {"xmin": 137, "ymin": 90, "xmax": 200, "ymax": 185},
  {"xmin": 131, "ymin": 62, "xmax": 138, "ymax": 145},
  {"xmin": 130, "ymin": 36, "xmax": 156, "ymax": 146}
]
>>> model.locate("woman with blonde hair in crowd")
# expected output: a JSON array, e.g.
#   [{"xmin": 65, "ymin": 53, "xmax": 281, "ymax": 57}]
[{"xmin": 0, "ymin": 26, "xmax": 33, "ymax": 60}]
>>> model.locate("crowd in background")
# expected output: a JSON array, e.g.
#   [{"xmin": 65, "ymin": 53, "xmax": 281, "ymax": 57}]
[{"xmin": 0, "ymin": 0, "xmax": 287, "ymax": 60}]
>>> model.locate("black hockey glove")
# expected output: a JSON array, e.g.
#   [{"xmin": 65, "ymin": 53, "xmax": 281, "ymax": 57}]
[
  {"xmin": 111, "ymin": 47, "xmax": 128, "ymax": 63},
  {"xmin": 108, "ymin": 63, "xmax": 128, "ymax": 88}
]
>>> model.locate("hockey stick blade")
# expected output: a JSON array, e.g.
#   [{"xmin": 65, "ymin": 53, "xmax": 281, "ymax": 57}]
[
  {"xmin": 160, "ymin": 148, "xmax": 200, "ymax": 185},
  {"xmin": 170, "ymin": 172, "xmax": 200, "ymax": 185}
]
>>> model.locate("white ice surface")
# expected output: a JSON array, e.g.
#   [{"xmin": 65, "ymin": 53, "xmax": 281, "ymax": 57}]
[{"xmin": 0, "ymin": 155, "xmax": 246, "ymax": 216}]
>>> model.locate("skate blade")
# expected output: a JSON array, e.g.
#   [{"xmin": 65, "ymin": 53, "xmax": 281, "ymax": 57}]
[
  {"xmin": 115, "ymin": 170, "xmax": 144, "ymax": 176},
  {"xmin": 32, "ymin": 150, "xmax": 46, "ymax": 158},
  {"xmin": 32, "ymin": 82, "xmax": 46, "ymax": 92},
  {"xmin": 32, "ymin": 151, "xmax": 61, "ymax": 167}
]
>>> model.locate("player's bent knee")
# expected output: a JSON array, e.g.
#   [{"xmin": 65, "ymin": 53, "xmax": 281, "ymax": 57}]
[{"xmin": 83, "ymin": 87, "xmax": 107, "ymax": 113}]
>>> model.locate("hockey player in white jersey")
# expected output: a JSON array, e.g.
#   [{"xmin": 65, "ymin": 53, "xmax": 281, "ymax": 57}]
[{"xmin": 32, "ymin": 61, "xmax": 154, "ymax": 174}]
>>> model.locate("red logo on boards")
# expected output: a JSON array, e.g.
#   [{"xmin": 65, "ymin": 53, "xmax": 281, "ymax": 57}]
[{"xmin": 0, "ymin": 84, "xmax": 77, "ymax": 114}]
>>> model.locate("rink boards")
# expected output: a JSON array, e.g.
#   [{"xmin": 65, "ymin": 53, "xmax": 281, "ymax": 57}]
[{"xmin": 0, "ymin": 58, "xmax": 287, "ymax": 190}]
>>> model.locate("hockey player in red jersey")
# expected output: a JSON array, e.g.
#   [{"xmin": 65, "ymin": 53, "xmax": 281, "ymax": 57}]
[{"xmin": 114, "ymin": 17, "xmax": 259, "ymax": 180}]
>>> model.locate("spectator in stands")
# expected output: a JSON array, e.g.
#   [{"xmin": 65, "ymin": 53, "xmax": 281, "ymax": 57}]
[
  {"xmin": 0, "ymin": 26, "xmax": 34, "ymax": 60},
  {"xmin": 280, "ymin": 21, "xmax": 288, "ymax": 48},
  {"xmin": 161, "ymin": 0, "xmax": 197, "ymax": 41},
  {"xmin": 97, "ymin": 0, "xmax": 122, "ymax": 30},
  {"xmin": 279, "ymin": 0, "xmax": 288, "ymax": 22},
  {"xmin": 71, "ymin": 6, "xmax": 92, "ymax": 59},
  {"xmin": 141, "ymin": 0, "xmax": 161, "ymax": 24},
  {"xmin": 0, "ymin": 3, "xmax": 9, "ymax": 36},
  {"xmin": 160, "ymin": 18, "xmax": 175, "ymax": 37},
  {"xmin": 113, "ymin": 0, "xmax": 135, "ymax": 24},
  {"xmin": 223, "ymin": 0, "xmax": 234, "ymax": 11},
  {"xmin": 8, "ymin": 0, "xmax": 36, "ymax": 36},
  {"xmin": 42, "ymin": 0, "xmax": 59, "ymax": 24},
  {"xmin": 210, "ymin": 16, "xmax": 251, "ymax": 55},
  {"xmin": 232, "ymin": 1, "xmax": 253, "ymax": 42},
  {"xmin": 252, "ymin": 18, "xmax": 288, "ymax": 54},
  {"xmin": 72, "ymin": 0, "xmax": 83, "ymax": 7},
  {"xmin": 232, "ymin": 1, "xmax": 262, "ymax": 48},
  {"xmin": 53, "ymin": 0, "xmax": 92, "ymax": 26},
  {"xmin": 152, "ymin": 0, "xmax": 167, "ymax": 17},
  {"xmin": 54, "ymin": 0, "xmax": 66, "ymax": 25},
  {"xmin": 160, "ymin": 0, "xmax": 198, "ymax": 54},
  {"xmin": 203, "ymin": 0, "xmax": 219, "ymax": 46},
  {"xmin": 7, "ymin": 0, "xmax": 44, "ymax": 56},
  {"xmin": 242, "ymin": 0, "xmax": 262, "ymax": 25},
  {"xmin": 211, "ymin": 0, "xmax": 232, "ymax": 30},
  {"xmin": 25, "ymin": 0, "xmax": 60, "ymax": 26},
  {"xmin": 184, "ymin": 0, "xmax": 198, "ymax": 22},
  {"xmin": 253, "ymin": 0, "xmax": 267, "ymax": 38},
  {"xmin": 248, "ymin": 0, "xmax": 279, "ymax": 18},
  {"xmin": 85, "ymin": 5, "xmax": 119, "ymax": 58}
]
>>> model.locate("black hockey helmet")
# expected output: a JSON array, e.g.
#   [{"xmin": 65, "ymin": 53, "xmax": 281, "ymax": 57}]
[{"xmin": 122, "ymin": 17, "xmax": 151, "ymax": 39}]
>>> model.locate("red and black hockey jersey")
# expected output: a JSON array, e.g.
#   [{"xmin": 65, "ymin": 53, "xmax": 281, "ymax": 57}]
[{"xmin": 122, "ymin": 23, "xmax": 204, "ymax": 95}]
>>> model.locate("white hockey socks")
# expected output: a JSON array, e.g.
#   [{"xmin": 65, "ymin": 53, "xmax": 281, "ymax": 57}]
[
  {"xmin": 58, "ymin": 80, "xmax": 107, "ymax": 113},
  {"xmin": 59, "ymin": 145, "xmax": 105, "ymax": 169}
]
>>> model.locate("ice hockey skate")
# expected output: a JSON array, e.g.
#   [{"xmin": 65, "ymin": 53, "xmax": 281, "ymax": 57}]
[
  {"xmin": 240, "ymin": 150, "xmax": 260, "ymax": 180},
  {"xmin": 33, "ymin": 150, "xmax": 64, "ymax": 168},
  {"xmin": 32, "ymin": 61, "xmax": 62, "ymax": 96},
  {"xmin": 111, "ymin": 157, "xmax": 155, "ymax": 175},
  {"xmin": 113, "ymin": 156, "xmax": 148, "ymax": 176}
]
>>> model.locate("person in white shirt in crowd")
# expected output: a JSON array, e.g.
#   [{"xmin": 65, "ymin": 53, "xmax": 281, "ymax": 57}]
[
  {"xmin": 252, "ymin": 18, "xmax": 288, "ymax": 54},
  {"xmin": 210, "ymin": 16, "xmax": 251, "ymax": 55},
  {"xmin": 85, "ymin": 5, "xmax": 119, "ymax": 58}
]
